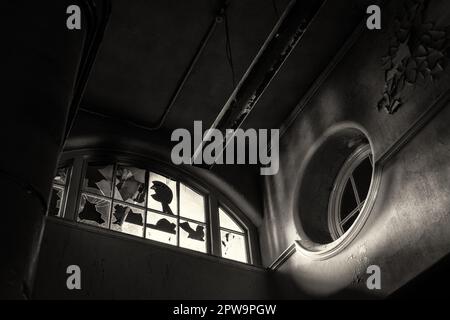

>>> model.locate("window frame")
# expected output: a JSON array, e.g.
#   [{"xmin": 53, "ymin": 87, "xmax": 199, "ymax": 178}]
[
  {"xmin": 50, "ymin": 150, "xmax": 259, "ymax": 265},
  {"xmin": 328, "ymin": 144, "xmax": 373, "ymax": 240},
  {"xmin": 49, "ymin": 166, "xmax": 72, "ymax": 217},
  {"xmin": 218, "ymin": 204, "xmax": 251, "ymax": 264}
]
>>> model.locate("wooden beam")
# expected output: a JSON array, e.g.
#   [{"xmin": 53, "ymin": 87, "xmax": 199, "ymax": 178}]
[{"xmin": 192, "ymin": 0, "xmax": 326, "ymax": 165}]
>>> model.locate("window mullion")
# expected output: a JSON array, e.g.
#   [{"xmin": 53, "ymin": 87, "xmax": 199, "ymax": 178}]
[
  {"xmin": 340, "ymin": 207, "xmax": 359, "ymax": 226},
  {"xmin": 63, "ymin": 156, "xmax": 84, "ymax": 221},
  {"xmin": 107, "ymin": 163, "xmax": 118, "ymax": 230},
  {"xmin": 349, "ymin": 174, "xmax": 361, "ymax": 206},
  {"xmin": 209, "ymin": 196, "xmax": 221, "ymax": 257},
  {"xmin": 176, "ymin": 181, "xmax": 180, "ymax": 247},
  {"xmin": 143, "ymin": 170, "xmax": 149, "ymax": 239}
]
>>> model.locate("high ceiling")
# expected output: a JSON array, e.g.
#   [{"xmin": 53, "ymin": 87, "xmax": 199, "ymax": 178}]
[{"xmin": 81, "ymin": 0, "xmax": 374, "ymax": 133}]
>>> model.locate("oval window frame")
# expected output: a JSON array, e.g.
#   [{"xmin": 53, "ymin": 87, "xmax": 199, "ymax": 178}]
[{"xmin": 294, "ymin": 124, "xmax": 382, "ymax": 260}]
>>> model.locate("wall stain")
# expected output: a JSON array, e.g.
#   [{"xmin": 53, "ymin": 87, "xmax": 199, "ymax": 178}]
[{"xmin": 348, "ymin": 244, "xmax": 370, "ymax": 285}]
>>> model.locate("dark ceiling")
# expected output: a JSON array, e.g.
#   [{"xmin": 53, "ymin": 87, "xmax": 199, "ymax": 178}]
[{"xmin": 81, "ymin": 0, "xmax": 374, "ymax": 133}]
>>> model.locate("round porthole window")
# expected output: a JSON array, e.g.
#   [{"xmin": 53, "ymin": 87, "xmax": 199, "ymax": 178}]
[{"xmin": 293, "ymin": 125, "xmax": 381, "ymax": 260}]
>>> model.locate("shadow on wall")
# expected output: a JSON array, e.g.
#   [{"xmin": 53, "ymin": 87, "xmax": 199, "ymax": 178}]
[
  {"xmin": 33, "ymin": 219, "xmax": 271, "ymax": 299},
  {"xmin": 268, "ymin": 268, "xmax": 384, "ymax": 300}
]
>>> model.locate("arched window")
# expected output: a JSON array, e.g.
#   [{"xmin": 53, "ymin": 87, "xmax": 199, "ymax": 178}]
[{"xmin": 48, "ymin": 155, "xmax": 255, "ymax": 264}]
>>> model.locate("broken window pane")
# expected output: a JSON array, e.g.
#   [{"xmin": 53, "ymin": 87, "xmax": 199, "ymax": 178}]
[
  {"xmin": 221, "ymin": 230, "xmax": 248, "ymax": 263},
  {"xmin": 179, "ymin": 183, "xmax": 205, "ymax": 222},
  {"xmin": 78, "ymin": 193, "xmax": 110, "ymax": 228},
  {"xmin": 145, "ymin": 211, "xmax": 177, "ymax": 246},
  {"xmin": 219, "ymin": 207, "xmax": 243, "ymax": 232},
  {"xmin": 110, "ymin": 202, "xmax": 144, "ymax": 237},
  {"xmin": 54, "ymin": 167, "xmax": 68, "ymax": 185},
  {"xmin": 179, "ymin": 219, "xmax": 207, "ymax": 253},
  {"xmin": 64, "ymin": 160, "xmax": 257, "ymax": 261},
  {"xmin": 147, "ymin": 172, "xmax": 177, "ymax": 215},
  {"xmin": 114, "ymin": 165, "xmax": 147, "ymax": 206},
  {"xmin": 83, "ymin": 164, "xmax": 114, "ymax": 197},
  {"xmin": 48, "ymin": 185, "xmax": 64, "ymax": 217}
]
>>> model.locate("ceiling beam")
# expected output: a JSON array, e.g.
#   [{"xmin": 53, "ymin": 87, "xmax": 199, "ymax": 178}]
[{"xmin": 192, "ymin": 0, "xmax": 326, "ymax": 165}]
